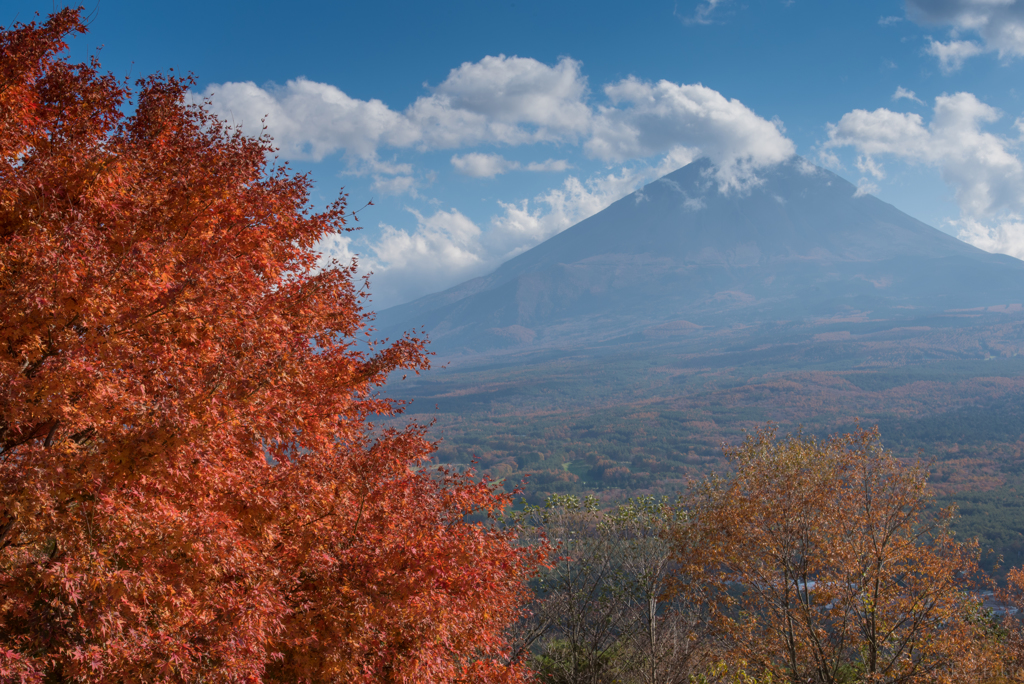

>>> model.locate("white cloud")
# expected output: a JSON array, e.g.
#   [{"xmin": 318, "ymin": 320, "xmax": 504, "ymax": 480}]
[
  {"xmin": 651, "ymin": 145, "xmax": 702, "ymax": 178},
  {"xmin": 365, "ymin": 208, "xmax": 485, "ymax": 306},
  {"xmin": 202, "ymin": 57, "xmax": 793, "ymax": 194},
  {"xmin": 373, "ymin": 208, "xmax": 482, "ymax": 271},
  {"xmin": 201, "ymin": 55, "xmax": 591, "ymax": 162},
  {"xmin": 371, "ymin": 175, "xmax": 418, "ymax": 196},
  {"xmin": 417, "ymin": 54, "xmax": 592, "ymax": 145},
  {"xmin": 825, "ymin": 92, "xmax": 1024, "ymax": 256},
  {"xmin": 856, "ymin": 154, "xmax": 886, "ymax": 179},
  {"xmin": 315, "ymin": 232, "xmax": 358, "ymax": 274},
  {"xmin": 451, "ymin": 152, "xmax": 517, "ymax": 178},
  {"xmin": 586, "ymin": 77, "xmax": 795, "ymax": 191},
  {"xmin": 355, "ymin": 158, "xmax": 420, "ymax": 196},
  {"xmin": 487, "ymin": 168, "xmax": 643, "ymax": 260},
  {"xmin": 795, "ymin": 157, "xmax": 820, "ymax": 175},
  {"xmin": 853, "ymin": 179, "xmax": 879, "ymax": 197},
  {"xmin": 683, "ymin": 0, "xmax": 730, "ymax": 24},
  {"xmin": 351, "ymin": 157, "xmax": 414, "ymax": 177},
  {"xmin": 893, "ymin": 86, "xmax": 924, "ymax": 104},
  {"xmin": 450, "ymin": 153, "xmax": 572, "ymax": 177},
  {"xmin": 879, "ymin": 15, "xmax": 903, "ymax": 25},
  {"xmin": 525, "ymin": 159, "xmax": 571, "ymax": 172},
  {"xmin": 924, "ymin": 38, "xmax": 985, "ymax": 73},
  {"xmin": 956, "ymin": 218, "xmax": 1024, "ymax": 259},
  {"xmin": 200, "ymin": 78, "xmax": 418, "ymax": 161},
  {"xmin": 908, "ymin": 0, "xmax": 1024, "ymax": 69}
]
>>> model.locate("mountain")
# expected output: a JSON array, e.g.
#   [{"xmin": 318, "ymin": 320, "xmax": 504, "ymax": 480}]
[
  {"xmin": 376, "ymin": 157, "xmax": 1024, "ymax": 354},
  {"xmin": 372, "ymin": 158, "xmax": 1024, "ymax": 575}
]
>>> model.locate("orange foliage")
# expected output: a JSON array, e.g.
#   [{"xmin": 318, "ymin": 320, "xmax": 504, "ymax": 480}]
[
  {"xmin": 997, "ymin": 569, "xmax": 1024, "ymax": 681},
  {"xmin": 679, "ymin": 428, "xmax": 1001, "ymax": 684},
  {"xmin": 0, "ymin": 11, "xmax": 537, "ymax": 682}
]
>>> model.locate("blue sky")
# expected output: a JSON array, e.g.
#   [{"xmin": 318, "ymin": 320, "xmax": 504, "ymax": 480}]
[{"xmin": 13, "ymin": 0, "xmax": 1024, "ymax": 308}]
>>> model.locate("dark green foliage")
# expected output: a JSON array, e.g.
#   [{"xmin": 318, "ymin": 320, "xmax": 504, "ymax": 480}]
[{"xmin": 937, "ymin": 485, "xmax": 1024, "ymax": 578}]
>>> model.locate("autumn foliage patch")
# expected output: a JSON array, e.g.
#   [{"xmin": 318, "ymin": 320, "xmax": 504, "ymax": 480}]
[
  {"xmin": 679, "ymin": 427, "xmax": 1003, "ymax": 683},
  {"xmin": 0, "ymin": 10, "xmax": 538, "ymax": 683}
]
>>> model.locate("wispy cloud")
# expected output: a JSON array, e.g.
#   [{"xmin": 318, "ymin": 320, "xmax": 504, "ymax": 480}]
[
  {"xmin": 362, "ymin": 167, "xmax": 648, "ymax": 305},
  {"xmin": 853, "ymin": 179, "xmax": 879, "ymax": 198},
  {"xmin": 525, "ymin": 159, "xmax": 572, "ymax": 172},
  {"xmin": 450, "ymin": 153, "xmax": 517, "ymax": 178},
  {"xmin": 680, "ymin": 0, "xmax": 730, "ymax": 25},
  {"xmin": 371, "ymin": 175, "xmax": 419, "ymax": 197},
  {"xmin": 892, "ymin": 86, "xmax": 924, "ymax": 105}
]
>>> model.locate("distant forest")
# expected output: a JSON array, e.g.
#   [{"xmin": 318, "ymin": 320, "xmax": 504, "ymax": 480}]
[{"xmin": 399, "ymin": 342, "xmax": 1024, "ymax": 577}]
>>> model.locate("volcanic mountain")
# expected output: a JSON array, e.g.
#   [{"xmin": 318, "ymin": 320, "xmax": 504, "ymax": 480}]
[
  {"xmin": 374, "ymin": 159, "xmax": 1024, "ymax": 571},
  {"xmin": 375, "ymin": 157, "xmax": 1024, "ymax": 354}
]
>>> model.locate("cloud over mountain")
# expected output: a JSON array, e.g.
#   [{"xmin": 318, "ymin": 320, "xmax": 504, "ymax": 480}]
[
  {"xmin": 199, "ymin": 54, "xmax": 799, "ymax": 307},
  {"xmin": 200, "ymin": 47, "xmax": 1024, "ymax": 309},
  {"xmin": 587, "ymin": 78, "xmax": 794, "ymax": 191},
  {"xmin": 200, "ymin": 54, "xmax": 792, "ymax": 194},
  {"xmin": 375, "ymin": 157, "xmax": 1024, "ymax": 355},
  {"xmin": 825, "ymin": 92, "xmax": 1024, "ymax": 258}
]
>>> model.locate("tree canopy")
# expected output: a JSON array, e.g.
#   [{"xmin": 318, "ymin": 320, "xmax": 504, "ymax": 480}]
[
  {"xmin": 679, "ymin": 427, "xmax": 1003, "ymax": 684},
  {"xmin": 0, "ymin": 10, "xmax": 538, "ymax": 682}
]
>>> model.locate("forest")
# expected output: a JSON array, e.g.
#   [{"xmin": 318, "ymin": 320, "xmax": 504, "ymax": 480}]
[
  {"xmin": 505, "ymin": 428, "xmax": 1024, "ymax": 683},
  {"xmin": 3, "ymin": 10, "xmax": 1024, "ymax": 683},
  {"xmin": 399, "ymin": 335, "xmax": 1024, "ymax": 577}
]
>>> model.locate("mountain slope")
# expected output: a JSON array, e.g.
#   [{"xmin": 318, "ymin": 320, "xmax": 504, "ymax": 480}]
[{"xmin": 376, "ymin": 158, "xmax": 1024, "ymax": 353}]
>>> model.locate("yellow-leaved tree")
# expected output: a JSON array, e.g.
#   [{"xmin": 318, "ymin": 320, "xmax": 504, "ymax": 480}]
[{"xmin": 678, "ymin": 427, "xmax": 1006, "ymax": 684}]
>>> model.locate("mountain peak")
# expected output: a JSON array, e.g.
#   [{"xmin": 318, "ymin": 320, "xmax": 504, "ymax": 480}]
[{"xmin": 375, "ymin": 157, "xmax": 1024, "ymax": 354}]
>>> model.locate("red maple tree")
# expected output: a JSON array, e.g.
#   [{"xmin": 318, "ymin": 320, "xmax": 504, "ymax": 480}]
[{"xmin": 0, "ymin": 10, "xmax": 538, "ymax": 682}]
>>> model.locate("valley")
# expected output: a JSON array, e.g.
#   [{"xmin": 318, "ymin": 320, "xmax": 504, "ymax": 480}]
[{"xmin": 395, "ymin": 315, "xmax": 1023, "ymax": 486}]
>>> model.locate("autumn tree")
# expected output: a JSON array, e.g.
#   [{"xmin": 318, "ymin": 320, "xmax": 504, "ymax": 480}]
[
  {"xmin": 0, "ymin": 10, "xmax": 539, "ymax": 683},
  {"xmin": 992, "ymin": 568, "xmax": 1024, "ymax": 681},
  {"xmin": 509, "ymin": 495, "xmax": 714, "ymax": 683},
  {"xmin": 678, "ymin": 427, "xmax": 1000, "ymax": 684}
]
